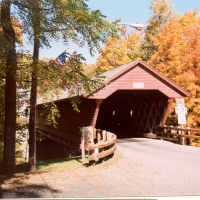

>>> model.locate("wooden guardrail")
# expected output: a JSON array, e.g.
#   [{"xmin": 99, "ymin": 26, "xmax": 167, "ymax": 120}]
[
  {"xmin": 79, "ymin": 127, "xmax": 117, "ymax": 164},
  {"xmin": 36, "ymin": 125, "xmax": 117, "ymax": 164},
  {"xmin": 36, "ymin": 126, "xmax": 80, "ymax": 150},
  {"xmin": 155, "ymin": 125, "xmax": 200, "ymax": 146}
]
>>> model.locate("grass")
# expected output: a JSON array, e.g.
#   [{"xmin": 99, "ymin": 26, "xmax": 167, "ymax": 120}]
[
  {"xmin": 37, "ymin": 156, "xmax": 86, "ymax": 171},
  {"xmin": 14, "ymin": 155, "xmax": 89, "ymax": 174},
  {"xmin": 13, "ymin": 152, "xmax": 121, "ymax": 174}
]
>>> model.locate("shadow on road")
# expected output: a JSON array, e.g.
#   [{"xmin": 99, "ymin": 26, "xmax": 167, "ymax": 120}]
[
  {"xmin": 0, "ymin": 171, "xmax": 59, "ymax": 198},
  {"xmin": 117, "ymin": 138, "xmax": 150, "ymax": 143}
]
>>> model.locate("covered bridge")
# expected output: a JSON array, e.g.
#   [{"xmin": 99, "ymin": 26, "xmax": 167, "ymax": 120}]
[{"xmin": 36, "ymin": 60, "xmax": 189, "ymax": 150}]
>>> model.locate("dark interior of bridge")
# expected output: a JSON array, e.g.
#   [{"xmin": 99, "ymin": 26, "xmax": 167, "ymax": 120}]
[{"xmin": 96, "ymin": 90, "xmax": 168, "ymax": 139}]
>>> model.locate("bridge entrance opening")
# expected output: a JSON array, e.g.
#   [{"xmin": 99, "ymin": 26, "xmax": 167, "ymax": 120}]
[{"xmin": 96, "ymin": 90, "xmax": 168, "ymax": 139}]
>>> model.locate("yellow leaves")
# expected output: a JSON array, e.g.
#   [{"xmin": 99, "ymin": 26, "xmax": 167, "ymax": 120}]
[
  {"xmin": 148, "ymin": 10, "xmax": 200, "ymax": 127},
  {"xmin": 150, "ymin": 0, "xmax": 173, "ymax": 18},
  {"xmin": 95, "ymin": 33, "xmax": 143, "ymax": 73}
]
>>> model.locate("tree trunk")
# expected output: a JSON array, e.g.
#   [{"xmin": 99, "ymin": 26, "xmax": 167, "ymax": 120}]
[
  {"xmin": 28, "ymin": 69, "xmax": 37, "ymax": 172},
  {"xmin": 28, "ymin": 0, "xmax": 40, "ymax": 172},
  {"xmin": 1, "ymin": 0, "xmax": 17, "ymax": 174},
  {"xmin": 28, "ymin": 39, "xmax": 39, "ymax": 172}
]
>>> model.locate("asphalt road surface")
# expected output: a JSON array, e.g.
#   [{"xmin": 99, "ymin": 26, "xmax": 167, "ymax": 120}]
[{"xmin": 116, "ymin": 138, "xmax": 200, "ymax": 197}]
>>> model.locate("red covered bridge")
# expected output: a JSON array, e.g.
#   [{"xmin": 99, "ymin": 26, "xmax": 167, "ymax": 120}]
[{"xmin": 36, "ymin": 60, "xmax": 189, "ymax": 150}]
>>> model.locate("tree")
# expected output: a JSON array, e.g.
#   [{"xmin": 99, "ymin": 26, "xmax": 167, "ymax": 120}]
[
  {"xmin": 148, "ymin": 11, "xmax": 200, "ymax": 127},
  {"xmin": 142, "ymin": 0, "xmax": 174, "ymax": 61},
  {"xmin": 0, "ymin": 7, "xmax": 24, "ymax": 172},
  {"xmin": 95, "ymin": 31, "xmax": 143, "ymax": 72},
  {"xmin": 94, "ymin": 0, "xmax": 174, "ymax": 72},
  {"xmin": 27, "ymin": 0, "xmax": 40, "ymax": 172},
  {"xmin": 11, "ymin": 0, "xmax": 120, "ymax": 172},
  {"xmin": 1, "ymin": 0, "xmax": 17, "ymax": 174}
]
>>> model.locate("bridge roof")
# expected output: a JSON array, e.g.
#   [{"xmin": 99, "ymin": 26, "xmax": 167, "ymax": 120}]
[
  {"xmin": 37, "ymin": 60, "xmax": 189, "ymax": 105},
  {"xmin": 84, "ymin": 60, "xmax": 189, "ymax": 99}
]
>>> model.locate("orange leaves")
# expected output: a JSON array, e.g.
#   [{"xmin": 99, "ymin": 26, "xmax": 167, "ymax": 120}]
[
  {"xmin": 149, "ymin": 11, "xmax": 200, "ymax": 80},
  {"xmin": 11, "ymin": 17, "xmax": 23, "ymax": 45},
  {"xmin": 148, "ymin": 10, "xmax": 200, "ymax": 127},
  {"xmin": 0, "ymin": 16, "xmax": 23, "ymax": 46}
]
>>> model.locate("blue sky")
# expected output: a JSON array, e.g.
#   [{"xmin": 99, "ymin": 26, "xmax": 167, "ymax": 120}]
[{"xmin": 28, "ymin": 0, "xmax": 200, "ymax": 64}]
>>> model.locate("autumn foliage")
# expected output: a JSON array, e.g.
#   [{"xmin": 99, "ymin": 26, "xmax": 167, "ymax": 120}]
[
  {"xmin": 148, "ymin": 11, "xmax": 200, "ymax": 127},
  {"xmin": 95, "ymin": 4, "xmax": 200, "ymax": 128},
  {"xmin": 0, "ymin": 16, "xmax": 23, "ymax": 47},
  {"xmin": 95, "ymin": 32, "xmax": 143, "ymax": 73}
]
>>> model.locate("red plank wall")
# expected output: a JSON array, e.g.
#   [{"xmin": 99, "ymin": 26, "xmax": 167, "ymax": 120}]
[
  {"xmin": 89, "ymin": 65, "xmax": 182, "ymax": 99},
  {"xmin": 37, "ymin": 98, "xmax": 97, "ymax": 135}
]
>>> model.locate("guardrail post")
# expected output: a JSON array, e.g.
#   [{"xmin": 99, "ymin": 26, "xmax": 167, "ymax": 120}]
[
  {"xmin": 181, "ymin": 125, "xmax": 185, "ymax": 145},
  {"xmin": 102, "ymin": 130, "xmax": 107, "ymax": 142},
  {"xmin": 88, "ymin": 126, "xmax": 94, "ymax": 145},
  {"xmin": 94, "ymin": 128, "xmax": 97, "ymax": 144},
  {"xmin": 186, "ymin": 127, "xmax": 191, "ymax": 146},
  {"xmin": 178, "ymin": 125, "xmax": 185, "ymax": 145},
  {"xmin": 163, "ymin": 125, "xmax": 167, "ymax": 139},
  {"xmin": 97, "ymin": 129, "xmax": 102, "ymax": 142},
  {"xmin": 169, "ymin": 125, "xmax": 173, "ymax": 141},
  {"xmin": 107, "ymin": 132, "xmax": 111, "ymax": 141},
  {"xmin": 178, "ymin": 125, "xmax": 182, "ymax": 144},
  {"xmin": 81, "ymin": 129, "xmax": 85, "ymax": 165}
]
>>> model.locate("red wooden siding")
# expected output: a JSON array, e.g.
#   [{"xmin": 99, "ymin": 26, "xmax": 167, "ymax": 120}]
[
  {"xmin": 37, "ymin": 98, "xmax": 97, "ymax": 136},
  {"xmin": 36, "ymin": 60, "xmax": 190, "ymax": 142},
  {"xmin": 86, "ymin": 62, "xmax": 189, "ymax": 99}
]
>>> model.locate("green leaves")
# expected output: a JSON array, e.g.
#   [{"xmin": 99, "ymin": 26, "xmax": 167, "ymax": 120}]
[
  {"xmin": 37, "ymin": 52, "xmax": 106, "ymax": 115},
  {"xmin": 40, "ymin": 102, "xmax": 60, "ymax": 128}
]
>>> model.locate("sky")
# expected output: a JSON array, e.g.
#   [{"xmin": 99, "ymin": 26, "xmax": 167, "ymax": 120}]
[{"xmin": 25, "ymin": 0, "xmax": 200, "ymax": 64}]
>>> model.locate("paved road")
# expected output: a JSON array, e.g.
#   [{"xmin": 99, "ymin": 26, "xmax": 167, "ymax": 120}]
[
  {"xmin": 1, "ymin": 138, "xmax": 200, "ymax": 199},
  {"xmin": 117, "ymin": 138, "xmax": 200, "ymax": 197}
]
